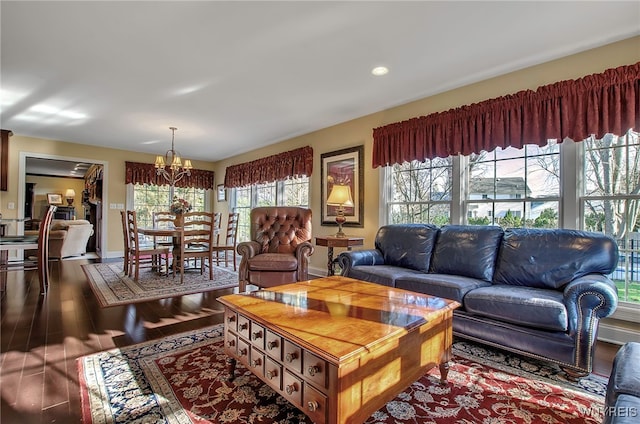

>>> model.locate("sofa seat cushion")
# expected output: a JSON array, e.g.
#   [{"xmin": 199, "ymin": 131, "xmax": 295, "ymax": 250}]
[
  {"xmin": 348, "ymin": 265, "xmax": 424, "ymax": 288},
  {"xmin": 430, "ymin": 225, "xmax": 503, "ymax": 281},
  {"xmin": 248, "ymin": 253, "xmax": 297, "ymax": 272},
  {"xmin": 464, "ymin": 285, "xmax": 568, "ymax": 332},
  {"xmin": 396, "ymin": 274, "xmax": 491, "ymax": 304},
  {"xmin": 375, "ymin": 224, "xmax": 439, "ymax": 272}
]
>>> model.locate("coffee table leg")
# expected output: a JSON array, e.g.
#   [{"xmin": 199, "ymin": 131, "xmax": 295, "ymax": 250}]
[
  {"xmin": 439, "ymin": 361, "xmax": 450, "ymax": 385},
  {"xmin": 226, "ymin": 357, "xmax": 237, "ymax": 381}
]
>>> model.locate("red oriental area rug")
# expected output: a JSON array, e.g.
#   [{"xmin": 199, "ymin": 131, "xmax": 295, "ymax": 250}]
[{"xmin": 78, "ymin": 325, "xmax": 607, "ymax": 423}]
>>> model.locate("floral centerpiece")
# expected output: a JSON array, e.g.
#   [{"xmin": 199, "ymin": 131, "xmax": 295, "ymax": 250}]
[
  {"xmin": 170, "ymin": 196, "xmax": 192, "ymax": 226},
  {"xmin": 170, "ymin": 196, "xmax": 192, "ymax": 214}
]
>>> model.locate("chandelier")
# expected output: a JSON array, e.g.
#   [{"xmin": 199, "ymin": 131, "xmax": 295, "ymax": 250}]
[{"xmin": 154, "ymin": 127, "xmax": 192, "ymax": 186}]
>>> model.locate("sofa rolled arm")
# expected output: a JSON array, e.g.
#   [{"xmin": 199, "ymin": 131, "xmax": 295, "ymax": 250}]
[
  {"xmin": 563, "ymin": 273, "xmax": 619, "ymax": 371},
  {"xmin": 295, "ymin": 241, "xmax": 314, "ymax": 280},
  {"xmin": 337, "ymin": 249, "xmax": 385, "ymax": 277}
]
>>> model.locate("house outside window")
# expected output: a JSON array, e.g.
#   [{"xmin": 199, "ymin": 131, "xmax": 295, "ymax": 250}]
[{"xmin": 232, "ymin": 176, "xmax": 309, "ymax": 242}]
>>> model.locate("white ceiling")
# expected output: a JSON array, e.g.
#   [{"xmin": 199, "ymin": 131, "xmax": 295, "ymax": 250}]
[{"xmin": 2, "ymin": 1, "xmax": 639, "ymax": 164}]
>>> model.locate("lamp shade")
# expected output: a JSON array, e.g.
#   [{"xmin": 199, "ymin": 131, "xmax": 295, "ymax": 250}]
[
  {"xmin": 65, "ymin": 188, "xmax": 76, "ymax": 198},
  {"xmin": 326, "ymin": 184, "xmax": 353, "ymax": 206}
]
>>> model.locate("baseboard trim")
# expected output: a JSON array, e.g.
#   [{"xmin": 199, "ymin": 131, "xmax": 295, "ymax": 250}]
[{"xmin": 598, "ymin": 322, "xmax": 639, "ymax": 345}]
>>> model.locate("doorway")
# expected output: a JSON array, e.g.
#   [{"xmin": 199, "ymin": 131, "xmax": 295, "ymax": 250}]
[{"xmin": 18, "ymin": 152, "xmax": 108, "ymax": 258}]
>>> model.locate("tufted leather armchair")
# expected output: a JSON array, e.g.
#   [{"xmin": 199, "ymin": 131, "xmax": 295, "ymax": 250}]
[{"xmin": 236, "ymin": 207, "xmax": 314, "ymax": 292}]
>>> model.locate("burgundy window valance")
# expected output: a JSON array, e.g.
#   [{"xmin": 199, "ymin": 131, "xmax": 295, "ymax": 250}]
[
  {"xmin": 125, "ymin": 161, "xmax": 215, "ymax": 190},
  {"xmin": 224, "ymin": 146, "xmax": 313, "ymax": 188},
  {"xmin": 372, "ymin": 62, "xmax": 640, "ymax": 168}
]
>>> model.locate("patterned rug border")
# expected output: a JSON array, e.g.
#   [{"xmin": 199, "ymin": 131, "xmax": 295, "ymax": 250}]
[
  {"xmin": 82, "ymin": 262, "xmax": 239, "ymax": 308},
  {"xmin": 78, "ymin": 325, "xmax": 608, "ymax": 424}
]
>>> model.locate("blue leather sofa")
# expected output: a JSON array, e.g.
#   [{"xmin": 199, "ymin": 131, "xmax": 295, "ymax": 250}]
[{"xmin": 337, "ymin": 224, "xmax": 619, "ymax": 379}]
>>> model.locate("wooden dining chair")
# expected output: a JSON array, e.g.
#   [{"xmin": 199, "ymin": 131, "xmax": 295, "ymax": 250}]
[
  {"xmin": 174, "ymin": 211, "xmax": 215, "ymax": 283},
  {"xmin": 212, "ymin": 212, "xmax": 239, "ymax": 271},
  {"xmin": 152, "ymin": 211, "xmax": 175, "ymax": 248},
  {"xmin": 1, "ymin": 205, "xmax": 56, "ymax": 294},
  {"xmin": 123, "ymin": 210, "xmax": 171, "ymax": 281}
]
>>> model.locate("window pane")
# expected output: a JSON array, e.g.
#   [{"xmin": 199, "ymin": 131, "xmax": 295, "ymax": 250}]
[
  {"xmin": 582, "ymin": 131, "xmax": 640, "ymax": 304},
  {"xmin": 388, "ymin": 159, "xmax": 452, "ymax": 224},
  {"xmin": 466, "ymin": 142, "xmax": 560, "ymax": 228}
]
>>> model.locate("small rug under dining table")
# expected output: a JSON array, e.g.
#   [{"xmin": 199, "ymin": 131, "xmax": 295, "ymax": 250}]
[{"xmin": 82, "ymin": 262, "xmax": 239, "ymax": 307}]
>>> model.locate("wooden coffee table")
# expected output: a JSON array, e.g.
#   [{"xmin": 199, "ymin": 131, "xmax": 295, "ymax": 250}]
[{"xmin": 219, "ymin": 276, "xmax": 460, "ymax": 424}]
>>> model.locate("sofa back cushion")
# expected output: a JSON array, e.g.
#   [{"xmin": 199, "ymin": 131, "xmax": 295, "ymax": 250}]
[
  {"xmin": 375, "ymin": 224, "xmax": 439, "ymax": 272},
  {"xmin": 494, "ymin": 228, "xmax": 619, "ymax": 289},
  {"xmin": 430, "ymin": 225, "xmax": 504, "ymax": 281}
]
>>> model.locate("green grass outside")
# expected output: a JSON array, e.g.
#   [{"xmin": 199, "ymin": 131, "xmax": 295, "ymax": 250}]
[{"xmin": 614, "ymin": 280, "xmax": 640, "ymax": 303}]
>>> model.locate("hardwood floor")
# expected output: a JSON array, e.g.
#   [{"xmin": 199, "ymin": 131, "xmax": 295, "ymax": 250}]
[{"xmin": 1, "ymin": 257, "xmax": 622, "ymax": 424}]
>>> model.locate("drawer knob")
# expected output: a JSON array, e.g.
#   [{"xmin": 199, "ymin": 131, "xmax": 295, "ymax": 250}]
[
  {"xmin": 238, "ymin": 348, "xmax": 247, "ymax": 357},
  {"xmin": 267, "ymin": 340, "xmax": 278, "ymax": 350},
  {"xmin": 266, "ymin": 370, "xmax": 277, "ymax": 379},
  {"xmin": 227, "ymin": 315, "xmax": 235, "ymax": 323},
  {"xmin": 239, "ymin": 323, "xmax": 248, "ymax": 330},
  {"xmin": 285, "ymin": 384, "xmax": 297, "ymax": 395},
  {"xmin": 226, "ymin": 340, "xmax": 235, "ymax": 348},
  {"xmin": 308, "ymin": 401, "xmax": 319, "ymax": 412},
  {"xmin": 252, "ymin": 331, "xmax": 262, "ymax": 340},
  {"xmin": 251, "ymin": 359, "xmax": 261, "ymax": 368},
  {"xmin": 285, "ymin": 352, "xmax": 297, "ymax": 363},
  {"xmin": 308, "ymin": 365, "xmax": 320, "ymax": 376}
]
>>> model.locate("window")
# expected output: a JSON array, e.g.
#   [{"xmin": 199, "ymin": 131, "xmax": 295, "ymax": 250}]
[
  {"xmin": 131, "ymin": 185, "xmax": 207, "ymax": 228},
  {"xmin": 466, "ymin": 143, "xmax": 560, "ymax": 228},
  {"xmin": 383, "ymin": 131, "xmax": 640, "ymax": 312},
  {"xmin": 386, "ymin": 158, "xmax": 452, "ymax": 225},
  {"xmin": 231, "ymin": 176, "xmax": 310, "ymax": 242},
  {"xmin": 582, "ymin": 131, "xmax": 640, "ymax": 305}
]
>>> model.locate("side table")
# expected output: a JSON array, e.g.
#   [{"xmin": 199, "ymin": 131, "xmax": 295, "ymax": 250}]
[{"xmin": 315, "ymin": 235, "xmax": 364, "ymax": 276}]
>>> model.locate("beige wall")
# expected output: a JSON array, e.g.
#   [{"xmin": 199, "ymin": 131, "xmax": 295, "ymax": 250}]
[
  {"xmin": 1, "ymin": 36, "xmax": 638, "ymax": 269},
  {"xmin": 26, "ymin": 175, "xmax": 85, "ymax": 219},
  {"xmin": 213, "ymin": 36, "xmax": 640, "ymax": 274}
]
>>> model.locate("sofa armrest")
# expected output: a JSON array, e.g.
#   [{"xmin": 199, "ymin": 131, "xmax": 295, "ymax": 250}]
[
  {"xmin": 337, "ymin": 249, "xmax": 384, "ymax": 277},
  {"xmin": 563, "ymin": 273, "xmax": 619, "ymax": 371},
  {"xmin": 295, "ymin": 241, "xmax": 314, "ymax": 280}
]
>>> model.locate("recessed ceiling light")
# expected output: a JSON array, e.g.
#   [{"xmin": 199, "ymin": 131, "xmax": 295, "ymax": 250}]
[{"xmin": 371, "ymin": 66, "xmax": 389, "ymax": 76}]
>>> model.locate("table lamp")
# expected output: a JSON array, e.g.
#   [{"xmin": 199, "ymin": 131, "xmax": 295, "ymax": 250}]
[
  {"xmin": 65, "ymin": 188, "xmax": 76, "ymax": 206},
  {"xmin": 326, "ymin": 183, "xmax": 353, "ymax": 237}
]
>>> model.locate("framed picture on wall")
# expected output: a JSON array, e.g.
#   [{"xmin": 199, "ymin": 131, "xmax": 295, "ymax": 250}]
[
  {"xmin": 47, "ymin": 193, "xmax": 63, "ymax": 205},
  {"xmin": 217, "ymin": 184, "xmax": 227, "ymax": 202},
  {"xmin": 321, "ymin": 145, "xmax": 364, "ymax": 227}
]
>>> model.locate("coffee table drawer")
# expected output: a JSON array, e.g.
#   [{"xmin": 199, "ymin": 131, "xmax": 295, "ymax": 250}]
[
  {"xmin": 224, "ymin": 308, "xmax": 237, "ymax": 331},
  {"xmin": 283, "ymin": 340, "xmax": 302, "ymax": 373},
  {"xmin": 283, "ymin": 370, "xmax": 302, "ymax": 406},
  {"xmin": 249, "ymin": 348, "xmax": 265, "ymax": 378},
  {"xmin": 237, "ymin": 315, "xmax": 250, "ymax": 339},
  {"xmin": 224, "ymin": 331, "xmax": 237, "ymax": 355},
  {"xmin": 250, "ymin": 322, "xmax": 265, "ymax": 350},
  {"xmin": 264, "ymin": 357, "xmax": 282, "ymax": 390},
  {"xmin": 237, "ymin": 338, "xmax": 250, "ymax": 366},
  {"xmin": 265, "ymin": 330, "xmax": 282, "ymax": 360},
  {"xmin": 304, "ymin": 383, "xmax": 328, "ymax": 424},
  {"xmin": 303, "ymin": 350, "xmax": 328, "ymax": 389}
]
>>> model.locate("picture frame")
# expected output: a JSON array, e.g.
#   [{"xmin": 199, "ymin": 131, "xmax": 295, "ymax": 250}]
[
  {"xmin": 321, "ymin": 145, "xmax": 364, "ymax": 227},
  {"xmin": 47, "ymin": 193, "xmax": 63, "ymax": 205},
  {"xmin": 217, "ymin": 184, "xmax": 227, "ymax": 202}
]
